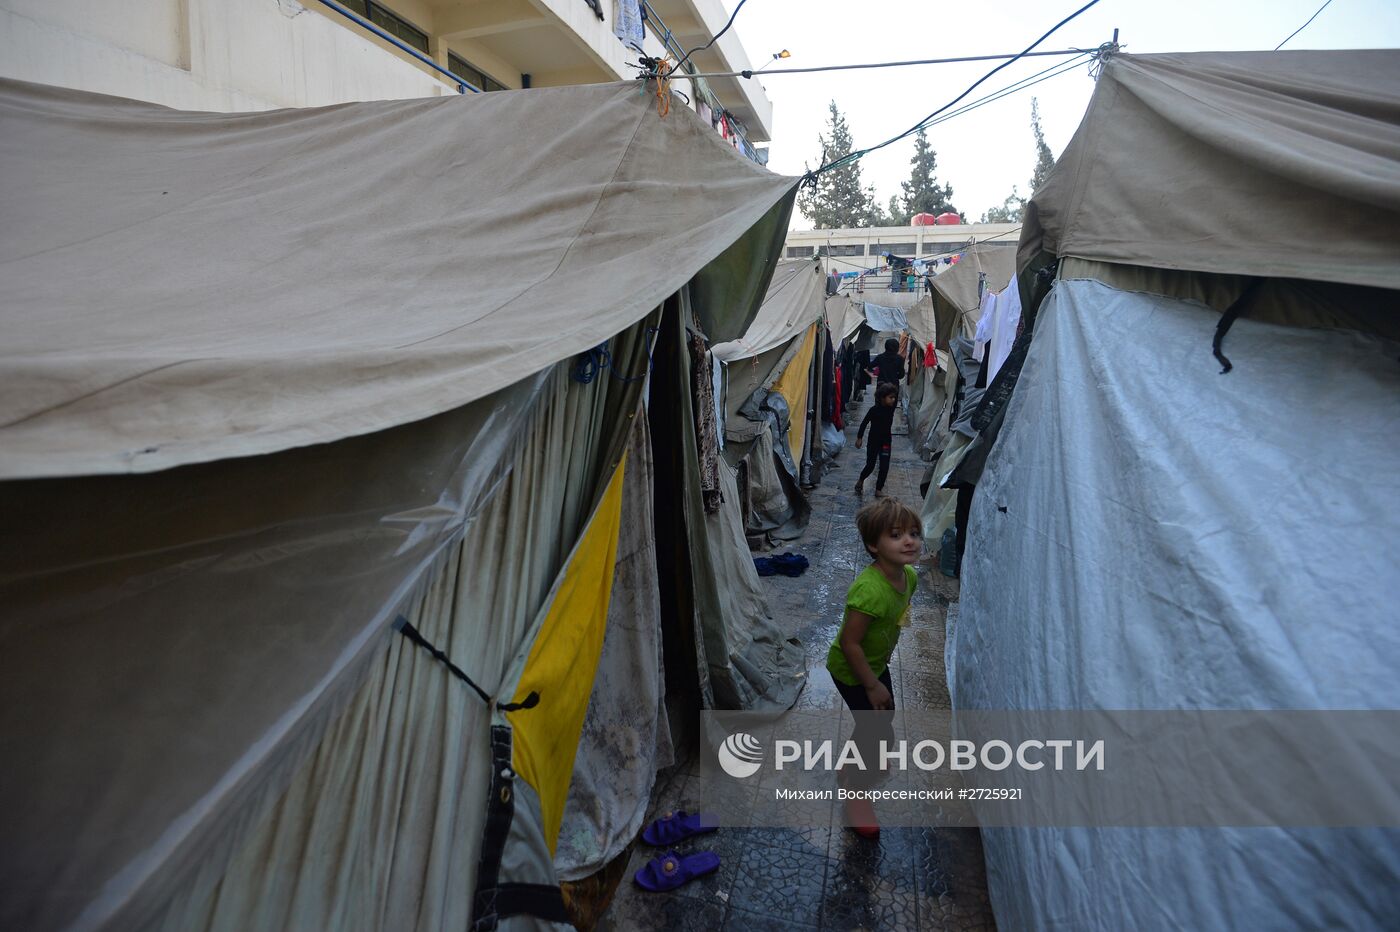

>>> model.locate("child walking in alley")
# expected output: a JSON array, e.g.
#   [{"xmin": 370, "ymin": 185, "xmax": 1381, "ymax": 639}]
[
  {"xmin": 827, "ymin": 497, "xmax": 922, "ymax": 837},
  {"xmin": 854, "ymin": 382, "xmax": 898, "ymax": 496}
]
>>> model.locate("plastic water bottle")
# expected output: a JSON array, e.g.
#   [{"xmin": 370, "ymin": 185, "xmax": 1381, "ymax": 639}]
[{"xmin": 939, "ymin": 528, "xmax": 958, "ymax": 578}]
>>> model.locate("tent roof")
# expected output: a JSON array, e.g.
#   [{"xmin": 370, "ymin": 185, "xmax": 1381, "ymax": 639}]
[
  {"xmin": 712, "ymin": 259, "xmax": 824, "ymax": 361},
  {"xmin": 929, "ymin": 244, "xmax": 1017, "ymax": 314},
  {"xmin": 0, "ymin": 78, "xmax": 798, "ymax": 479},
  {"xmin": 1019, "ymin": 50, "xmax": 1400, "ymax": 290}
]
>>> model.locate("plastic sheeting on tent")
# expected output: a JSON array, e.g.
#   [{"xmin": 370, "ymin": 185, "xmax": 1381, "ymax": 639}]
[
  {"xmin": 1017, "ymin": 50, "xmax": 1400, "ymax": 291},
  {"xmin": 863, "ymin": 302, "xmax": 909, "ymax": 334},
  {"xmin": 0, "ymin": 77, "xmax": 802, "ymax": 932},
  {"xmin": 959, "ymin": 278, "xmax": 1400, "ymax": 930},
  {"xmin": 0, "ymin": 77, "xmax": 797, "ymax": 478},
  {"xmin": 957, "ymin": 48, "xmax": 1400, "ymax": 932}
]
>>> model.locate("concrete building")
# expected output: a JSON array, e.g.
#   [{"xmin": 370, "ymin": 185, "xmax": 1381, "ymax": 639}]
[
  {"xmin": 0, "ymin": 0, "xmax": 772, "ymax": 153},
  {"xmin": 784, "ymin": 221, "xmax": 1020, "ymax": 293}
]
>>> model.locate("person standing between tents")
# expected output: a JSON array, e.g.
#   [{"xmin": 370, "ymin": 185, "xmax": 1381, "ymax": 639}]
[
  {"xmin": 854, "ymin": 382, "xmax": 898, "ymax": 496},
  {"xmin": 826, "ymin": 496, "xmax": 922, "ymax": 837},
  {"xmin": 866, "ymin": 338, "xmax": 905, "ymax": 401}
]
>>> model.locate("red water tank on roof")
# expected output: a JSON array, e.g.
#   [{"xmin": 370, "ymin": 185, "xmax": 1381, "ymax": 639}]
[
  {"xmin": 934, "ymin": 212, "xmax": 962, "ymax": 225},
  {"xmin": 911, "ymin": 212, "xmax": 937, "ymax": 226}
]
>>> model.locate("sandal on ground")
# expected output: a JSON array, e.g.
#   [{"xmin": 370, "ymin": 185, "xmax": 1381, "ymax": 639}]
[
  {"xmin": 641, "ymin": 809, "xmax": 718, "ymax": 846},
  {"xmin": 633, "ymin": 850, "xmax": 721, "ymax": 892}
]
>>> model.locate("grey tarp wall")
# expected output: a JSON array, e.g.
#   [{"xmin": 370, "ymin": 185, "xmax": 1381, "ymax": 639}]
[
  {"xmin": 0, "ymin": 77, "xmax": 801, "ymax": 931},
  {"xmin": 959, "ymin": 279, "xmax": 1400, "ymax": 930},
  {"xmin": 958, "ymin": 49, "xmax": 1400, "ymax": 932}
]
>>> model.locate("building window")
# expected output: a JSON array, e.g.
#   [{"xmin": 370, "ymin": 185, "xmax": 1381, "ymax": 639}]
[
  {"xmin": 341, "ymin": 1, "xmax": 429, "ymax": 54},
  {"xmin": 786, "ymin": 246, "xmax": 815, "ymax": 258},
  {"xmin": 448, "ymin": 52, "xmax": 507, "ymax": 92},
  {"xmin": 874, "ymin": 242, "xmax": 917, "ymax": 256},
  {"xmin": 813, "ymin": 244, "xmax": 864, "ymax": 257},
  {"xmin": 926, "ymin": 241, "xmax": 969, "ymax": 255}
]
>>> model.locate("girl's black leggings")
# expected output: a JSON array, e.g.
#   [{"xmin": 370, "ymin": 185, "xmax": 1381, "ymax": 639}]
[{"xmin": 859, "ymin": 443, "xmax": 891, "ymax": 490}]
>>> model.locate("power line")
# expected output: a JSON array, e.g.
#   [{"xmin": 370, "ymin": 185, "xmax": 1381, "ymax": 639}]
[
  {"xmin": 1276, "ymin": 0, "xmax": 1336, "ymax": 49},
  {"xmin": 672, "ymin": 0, "xmax": 750, "ymax": 75},
  {"xmin": 673, "ymin": 47, "xmax": 1094, "ymax": 81},
  {"xmin": 810, "ymin": 0, "xmax": 1107, "ymax": 179},
  {"xmin": 922, "ymin": 52, "xmax": 1093, "ymax": 130}
]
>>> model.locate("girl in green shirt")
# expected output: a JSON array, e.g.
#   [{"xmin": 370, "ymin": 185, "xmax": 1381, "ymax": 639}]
[{"xmin": 826, "ymin": 497, "xmax": 922, "ymax": 837}]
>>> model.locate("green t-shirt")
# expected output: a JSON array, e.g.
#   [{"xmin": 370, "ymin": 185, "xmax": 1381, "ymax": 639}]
[{"xmin": 826, "ymin": 564, "xmax": 917, "ymax": 686}]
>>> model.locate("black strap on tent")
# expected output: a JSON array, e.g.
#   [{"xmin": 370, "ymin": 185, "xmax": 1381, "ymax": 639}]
[
  {"xmin": 1213, "ymin": 280, "xmax": 1262, "ymax": 374},
  {"xmin": 394, "ymin": 617, "xmax": 539, "ymax": 712},
  {"xmin": 471, "ymin": 725, "xmax": 571, "ymax": 930}
]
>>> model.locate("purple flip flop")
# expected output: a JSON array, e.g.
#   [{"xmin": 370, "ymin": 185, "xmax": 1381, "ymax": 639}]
[
  {"xmin": 633, "ymin": 849, "xmax": 721, "ymax": 892},
  {"xmin": 641, "ymin": 809, "xmax": 718, "ymax": 846}
]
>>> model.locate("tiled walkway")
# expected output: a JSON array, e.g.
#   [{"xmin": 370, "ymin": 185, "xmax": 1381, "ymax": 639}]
[{"xmin": 601, "ymin": 398, "xmax": 997, "ymax": 931}]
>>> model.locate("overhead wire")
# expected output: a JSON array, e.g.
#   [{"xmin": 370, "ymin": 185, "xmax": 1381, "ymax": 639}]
[
  {"xmin": 671, "ymin": 0, "xmax": 750, "ymax": 76},
  {"xmin": 675, "ymin": 47, "xmax": 1096, "ymax": 80},
  {"xmin": 1276, "ymin": 0, "xmax": 1336, "ymax": 49},
  {"xmin": 809, "ymin": 0, "xmax": 1106, "ymax": 180}
]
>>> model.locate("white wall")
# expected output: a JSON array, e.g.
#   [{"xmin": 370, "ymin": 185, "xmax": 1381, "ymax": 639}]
[{"xmin": 0, "ymin": 0, "xmax": 453, "ymax": 112}]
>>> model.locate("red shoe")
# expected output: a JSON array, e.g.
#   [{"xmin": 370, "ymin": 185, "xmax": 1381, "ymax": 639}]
[{"xmin": 843, "ymin": 796, "xmax": 880, "ymax": 839}]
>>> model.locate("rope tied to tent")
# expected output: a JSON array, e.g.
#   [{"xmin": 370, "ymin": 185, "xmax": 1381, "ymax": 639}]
[{"xmin": 394, "ymin": 616, "xmax": 540, "ymax": 712}]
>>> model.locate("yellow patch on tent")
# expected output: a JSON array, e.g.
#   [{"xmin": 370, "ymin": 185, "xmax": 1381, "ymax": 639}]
[
  {"xmin": 770, "ymin": 324, "xmax": 816, "ymax": 465},
  {"xmin": 507, "ymin": 453, "xmax": 627, "ymax": 855}
]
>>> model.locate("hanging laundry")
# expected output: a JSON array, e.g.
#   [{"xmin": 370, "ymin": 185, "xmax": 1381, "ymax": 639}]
[
  {"xmin": 924, "ymin": 341, "xmax": 936, "ymax": 368},
  {"xmin": 697, "ymin": 101, "xmax": 712, "ymax": 125},
  {"xmin": 687, "ymin": 332, "xmax": 723, "ymax": 513},
  {"xmin": 613, "ymin": 0, "xmax": 644, "ymax": 44},
  {"xmin": 974, "ymin": 289, "xmax": 996, "ymax": 361},
  {"xmin": 986, "ymin": 276, "xmax": 1023, "ymax": 382}
]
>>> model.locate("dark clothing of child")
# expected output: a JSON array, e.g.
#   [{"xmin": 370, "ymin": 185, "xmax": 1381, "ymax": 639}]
[
  {"xmin": 859, "ymin": 444, "xmax": 891, "ymax": 491},
  {"xmin": 831, "ymin": 668, "xmax": 896, "ymax": 790},
  {"xmin": 858, "ymin": 403, "xmax": 895, "ymax": 449},
  {"xmin": 857, "ymin": 403, "xmax": 896, "ymax": 492},
  {"xmin": 869, "ymin": 350, "xmax": 904, "ymax": 388}
]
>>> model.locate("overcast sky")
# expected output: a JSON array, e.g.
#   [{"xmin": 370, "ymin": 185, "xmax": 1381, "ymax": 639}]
[{"xmin": 717, "ymin": 0, "xmax": 1400, "ymax": 227}]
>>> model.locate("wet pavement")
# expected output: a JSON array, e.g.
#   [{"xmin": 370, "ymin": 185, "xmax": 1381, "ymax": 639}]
[{"xmin": 601, "ymin": 397, "xmax": 996, "ymax": 931}]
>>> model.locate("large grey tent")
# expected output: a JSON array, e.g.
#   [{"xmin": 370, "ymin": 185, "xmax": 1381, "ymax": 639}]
[
  {"xmin": 0, "ymin": 77, "xmax": 803, "ymax": 931},
  {"xmin": 952, "ymin": 50, "xmax": 1400, "ymax": 930}
]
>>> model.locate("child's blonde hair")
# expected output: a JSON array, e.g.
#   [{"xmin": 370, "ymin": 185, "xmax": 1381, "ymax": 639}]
[{"xmin": 856, "ymin": 497, "xmax": 921, "ymax": 556}]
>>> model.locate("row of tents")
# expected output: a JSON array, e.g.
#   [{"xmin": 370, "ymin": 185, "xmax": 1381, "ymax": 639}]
[
  {"xmin": 892, "ymin": 49, "xmax": 1400, "ymax": 930},
  {"xmin": 0, "ymin": 76, "xmax": 825, "ymax": 932}
]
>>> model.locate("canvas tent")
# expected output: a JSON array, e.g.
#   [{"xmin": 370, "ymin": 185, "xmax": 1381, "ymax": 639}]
[
  {"xmin": 0, "ymin": 77, "xmax": 803, "ymax": 932},
  {"xmin": 905, "ymin": 244, "xmax": 1016, "ymax": 461},
  {"xmin": 714, "ymin": 259, "xmax": 831, "ymax": 543},
  {"xmin": 950, "ymin": 50, "xmax": 1400, "ymax": 930}
]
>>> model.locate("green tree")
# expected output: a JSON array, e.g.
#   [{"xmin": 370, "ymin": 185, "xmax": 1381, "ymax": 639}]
[
  {"xmin": 1029, "ymin": 98, "xmax": 1055, "ymax": 193},
  {"xmin": 979, "ymin": 186, "xmax": 1026, "ymax": 223},
  {"xmin": 979, "ymin": 98, "xmax": 1056, "ymax": 223},
  {"xmin": 797, "ymin": 102, "xmax": 879, "ymax": 228},
  {"xmin": 897, "ymin": 127, "xmax": 957, "ymax": 221}
]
